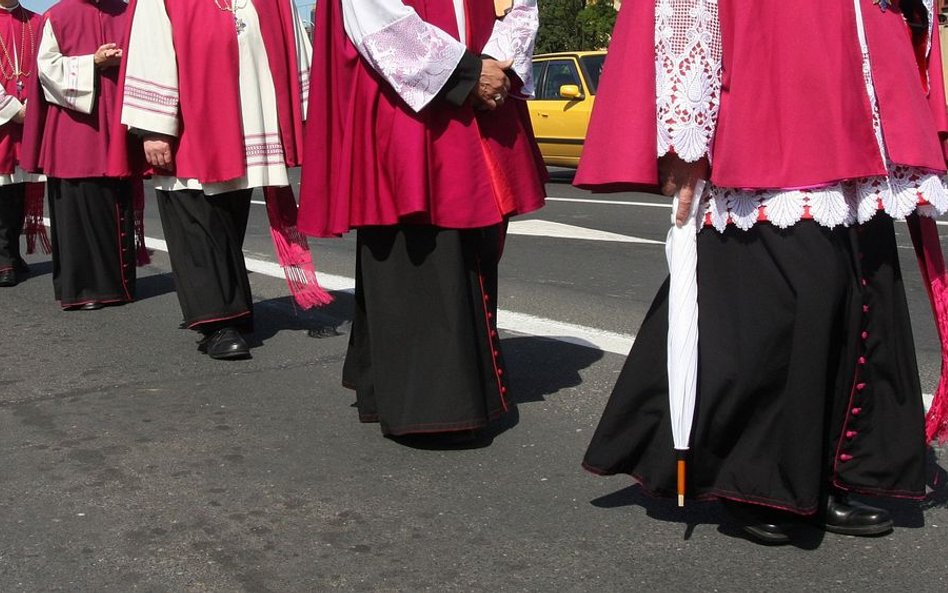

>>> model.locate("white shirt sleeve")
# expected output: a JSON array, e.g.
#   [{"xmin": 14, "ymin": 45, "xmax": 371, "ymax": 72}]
[
  {"xmin": 340, "ymin": 0, "xmax": 467, "ymax": 112},
  {"xmin": 121, "ymin": 0, "xmax": 181, "ymax": 137},
  {"xmin": 480, "ymin": 0, "xmax": 539, "ymax": 97},
  {"xmin": 0, "ymin": 88, "xmax": 23, "ymax": 126},
  {"xmin": 290, "ymin": 0, "xmax": 313, "ymax": 120},
  {"xmin": 655, "ymin": 0, "xmax": 722, "ymax": 162},
  {"xmin": 37, "ymin": 18, "xmax": 96, "ymax": 115}
]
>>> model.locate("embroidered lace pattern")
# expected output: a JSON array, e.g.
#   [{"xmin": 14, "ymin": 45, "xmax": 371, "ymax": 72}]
[
  {"xmin": 481, "ymin": 1, "xmax": 539, "ymax": 97},
  {"xmin": 653, "ymin": 0, "xmax": 948, "ymax": 230},
  {"xmin": 704, "ymin": 166, "xmax": 948, "ymax": 231},
  {"xmin": 654, "ymin": 0, "xmax": 722, "ymax": 162},
  {"xmin": 359, "ymin": 12, "xmax": 465, "ymax": 112}
]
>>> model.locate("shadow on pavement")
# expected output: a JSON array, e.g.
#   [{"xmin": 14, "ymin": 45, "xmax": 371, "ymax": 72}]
[
  {"xmin": 546, "ymin": 167, "xmax": 576, "ymax": 184},
  {"xmin": 503, "ymin": 336, "xmax": 604, "ymax": 404},
  {"xmin": 20, "ymin": 259, "xmax": 52, "ymax": 280},
  {"xmin": 135, "ymin": 271, "xmax": 177, "ymax": 302},
  {"xmin": 249, "ymin": 292, "xmax": 353, "ymax": 347},
  {"xmin": 922, "ymin": 446, "xmax": 948, "ymax": 510},
  {"xmin": 590, "ymin": 484, "xmax": 831, "ymax": 549}
]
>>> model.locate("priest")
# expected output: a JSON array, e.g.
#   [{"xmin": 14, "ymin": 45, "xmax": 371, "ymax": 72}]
[
  {"xmin": 577, "ymin": 0, "xmax": 948, "ymax": 544},
  {"xmin": 120, "ymin": 0, "xmax": 325, "ymax": 361},
  {"xmin": 298, "ymin": 1, "xmax": 547, "ymax": 438},
  {"xmin": 0, "ymin": 0, "xmax": 44, "ymax": 288},
  {"xmin": 21, "ymin": 0, "xmax": 142, "ymax": 310}
]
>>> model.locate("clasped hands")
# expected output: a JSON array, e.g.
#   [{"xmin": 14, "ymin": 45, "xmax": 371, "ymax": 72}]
[{"xmin": 471, "ymin": 58, "xmax": 513, "ymax": 111}]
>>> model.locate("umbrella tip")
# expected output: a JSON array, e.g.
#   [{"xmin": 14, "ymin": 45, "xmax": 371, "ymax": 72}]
[{"xmin": 678, "ymin": 494, "xmax": 685, "ymax": 507}]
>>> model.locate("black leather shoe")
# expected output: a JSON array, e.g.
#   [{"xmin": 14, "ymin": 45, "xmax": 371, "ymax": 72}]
[
  {"xmin": 822, "ymin": 493, "xmax": 893, "ymax": 536},
  {"xmin": 198, "ymin": 327, "xmax": 252, "ymax": 360},
  {"xmin": 0, "ymin": 268, "xmax": 16, "ymax": 287},
  {"xmin": 722, "ymin": 500, "xmax": 794, "ymax": 545},
  {"xmin": 79, "ymin": 302, "xmax": 104, "ymax": 311},
  {"xmin": 15, "ymin": 259, "xmax": 29, "ymax": 275}
]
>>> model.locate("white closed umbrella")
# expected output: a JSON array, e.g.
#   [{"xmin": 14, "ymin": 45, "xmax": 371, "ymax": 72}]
[{"xmin": 665, "ymin": 179, "xmax": 706, "ymax": 507}]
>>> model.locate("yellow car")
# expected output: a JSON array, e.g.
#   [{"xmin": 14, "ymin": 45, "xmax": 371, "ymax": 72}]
[{"xmin": 528, "ymin": 51, "xmax": 606, "ymax": 168}]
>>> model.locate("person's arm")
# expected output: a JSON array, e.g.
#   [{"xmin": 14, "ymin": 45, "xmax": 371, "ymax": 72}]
[
  {"xmin": 36, "ymin": 17, "xmax": 101, "ymax": 115},
  {"xmin": 289, "ymin": 0, "xmax": 313, "ymax": 120},
  {"xmin": 121, "ymin": 0, "xmax": 179, "ymax": 138},
  {"xmin": 340, "ymin": 0, "xmax": 468, "ymax": 112},
  {"xmin": 480, "ymin": 0, "xmax": 539, "ymax": 97},
  {"xmin": 654, "ymin": 0, "xmax": 722, "ymax": 225},
  {"xmin": 0, "ymin": 87, "xmax": 24, "ymax": 126},
  {"xmin": 120, "ymin": 0, "xmax": 179, "ymax": 170}
]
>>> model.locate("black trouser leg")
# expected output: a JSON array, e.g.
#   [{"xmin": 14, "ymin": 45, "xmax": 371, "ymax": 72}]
[
  {"xmin": 155, "ymin": 188, "xmax": 254, "ymax": 331},
  {"xmin": 0, "ymin": 183, "xmax": 26, "ymax": 271}
]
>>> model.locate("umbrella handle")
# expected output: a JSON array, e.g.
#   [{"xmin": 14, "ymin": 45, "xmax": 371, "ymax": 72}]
[{"xmin": 676, "ymin": 450, "xmax": 687, "ymax": 507}]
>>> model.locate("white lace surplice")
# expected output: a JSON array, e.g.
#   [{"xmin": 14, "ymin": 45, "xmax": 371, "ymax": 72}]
[
  {"xmin": 341, "ymin": 0, "xmax": 539, "ymax": 112},
  {"xmin": 655, "ymin": 0, "xmax": 948, "ymax": 231}
]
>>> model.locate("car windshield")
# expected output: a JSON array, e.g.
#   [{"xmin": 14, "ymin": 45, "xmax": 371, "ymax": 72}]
[{"xmin": 580, "ymin": 55, "xmax": 606, "ymax": 95}]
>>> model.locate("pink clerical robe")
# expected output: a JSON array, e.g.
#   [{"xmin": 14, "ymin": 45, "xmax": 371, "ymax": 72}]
[{"xmin": 297, "ymin": 0, "xmax": 547, "ymax": 238}]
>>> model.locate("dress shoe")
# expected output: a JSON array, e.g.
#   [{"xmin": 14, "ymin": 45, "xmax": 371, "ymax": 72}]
[
  {"xmin": 79, "ymin": 302, "xmax": 104, "ymax": 311},
  {"xmin": 0, "ymin": 268, "xmax": 16, "ymax": 287},
  {"xmin": 198, "ymin": 327, "xmax": 252, "ymax": 360},
  {"xmin": 15, "ymin": 258, "xmax": 29, "ymax": 275},
  {"xmin": 821, "ymin": 493, "xmax": 893, "ymax": 536},
  {"xmin": 722, "ymin": 499, "xmax": 794, "ymax": 545}
]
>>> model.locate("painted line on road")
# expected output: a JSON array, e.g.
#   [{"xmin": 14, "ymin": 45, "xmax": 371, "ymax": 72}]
[
  {"xmin": 127, "ymin": 227, "xmax": 638, "ymax": 355},
  {"xmin": 53, "ymin": 218, "xmax": 938, "ymax": 408},
  {"xmin": 546, "ymin": 196, "xmax": 669, "ymax": 208},
  {"xmin": 140, "ymin": 234, "xmax": 938, "ymax": 409},
  {"xmin": 253, "ymin": 197, "xmax": 669, "ymax": 209},
  {"xmin": 508, "ymin": 220, "xmax": 663, "ymax": 244}
]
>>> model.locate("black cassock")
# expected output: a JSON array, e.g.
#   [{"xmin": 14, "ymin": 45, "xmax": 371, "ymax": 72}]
[
  {"xmin": 584, "ymin": 217, "xmax": 927, "ymax": 514},
  {"xmin": 48, "ymin": 178, "xmax": 136, "ymax": 308},
  {"xmin": 343, "ymin": 224, "xmax": 512, "ymax": 436}
]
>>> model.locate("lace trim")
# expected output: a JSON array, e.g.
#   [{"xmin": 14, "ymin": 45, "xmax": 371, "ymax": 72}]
[
  {"xmin": 654, "ymin": 0, "xmax": 722, "ymax": 162},
  {"xmin": 481, "ymin": 1, "xmax": 539, "ymax": 97},
  {"xmin": 359, "ymin": 12, "xmax": 466, "ymax": 113},
  {"xmin": 703, "ymin": 166, "xmax": 948, "ymax": 232}
]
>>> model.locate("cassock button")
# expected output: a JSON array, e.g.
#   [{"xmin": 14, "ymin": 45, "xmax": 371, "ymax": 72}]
[
  {"xmin": 497, "ymin": 369, "xmax": 504, "ymax": 376},
  {"xmin": 490, "ymin": 330, "xmax": 498, "ymax": 338},
  {"xmin": 861, "ymin": 331, "xmax": 869, "ymax": 340},
  {"xmin": 839, "ymin": 453, "xmax": 854, "ymax": 462},
  {"xmin": 487, "ymin": 312, "xmax": 493, "ymax": 320},
  {"xmin": 846, "ymin": 430, "xmax": 858, "ymax": 439},
  {"xmin": 863, "ymin": 305, "xmax": 870, "ymax": 314},
  {"xmin": 483, "ymin": 294, "xmax": 490, "ymax": 302},
  {"xmin": 860, "ymin": 278, "xmax": 868, "ymax": 287},
  {"xmin": 851, "ymin": 407, "xmax": 863, "ymax": 416},
  {"xmin": 856, "ymin": 382, "xmax": 867, "ymax": 392},
  {"xmin": 858, "ymin": 356, "xmax": 867, "ymax": 365},
  {"xmin": 500, "ymin": 386, "xmax": 507, "ymax": 394},
  {"xmin": 493, "ymin": 350, "xmax": 500, "ymax": 358}
]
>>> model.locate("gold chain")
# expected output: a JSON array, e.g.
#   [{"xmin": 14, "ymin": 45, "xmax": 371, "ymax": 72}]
[{"xmin": 0, "ymin": 6, "xmax": 35, "ymax": 82}]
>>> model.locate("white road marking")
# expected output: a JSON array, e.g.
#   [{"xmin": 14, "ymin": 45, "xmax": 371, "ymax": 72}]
[
  {"xmin": 40, "ymin": 219, "xmax": 939, "ymax": 410},
  {"xmin": 138, "ymin": 233, "xmax": 941, "ymax": 410},
  {"xmin": 508, "ymin": 219, "xmax": 663, "ymax": 244},
  {"xmin": 132, "ymin": 231, "xmax": 638, "ymax": 355},
  {"xmin": 546, "ymin": 196, "xmax": 669, "ymax": 208}
]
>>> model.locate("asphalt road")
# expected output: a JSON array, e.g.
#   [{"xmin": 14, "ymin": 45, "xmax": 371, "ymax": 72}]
[{"xmin": 1, "ymin": 171, "xmax": 947, "ymax": 593}]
